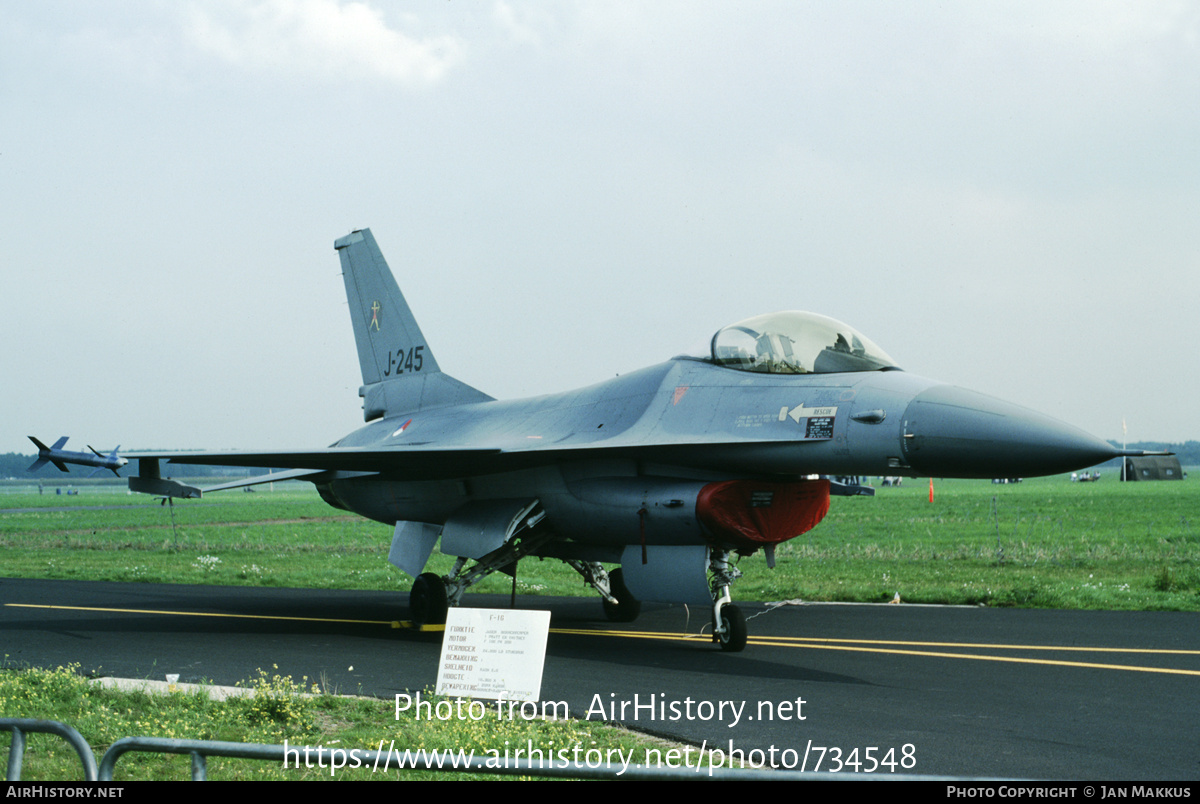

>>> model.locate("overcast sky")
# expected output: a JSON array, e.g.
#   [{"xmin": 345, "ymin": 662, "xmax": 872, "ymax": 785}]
[{"xmin": 3, "ymin": 1, "xmax": 1197, "ymax": 457}]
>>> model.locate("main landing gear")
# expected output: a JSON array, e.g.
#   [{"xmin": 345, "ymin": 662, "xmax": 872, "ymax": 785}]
[
  {"xmin": 406, "ymin": 523, "xmax": 557, "ymax": 628},
  {"xmin": 407, "ymin": 543, "xmax": 749, "ymax": 653},
  {"xmin": 575, "ymin": 550, "xmax": 749, "ymax": 652}
]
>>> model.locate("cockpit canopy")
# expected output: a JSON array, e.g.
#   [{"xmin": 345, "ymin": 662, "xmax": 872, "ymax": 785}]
[{"xmin": 707, "ymin": 311, "xmax": 899, "ymax": 374}]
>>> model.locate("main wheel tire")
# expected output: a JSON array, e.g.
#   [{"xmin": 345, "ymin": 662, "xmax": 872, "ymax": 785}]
[
  {"xmin": 410, "ymin": 572, "xmax": 448, "ymax": 627},
  {"xmin": 601, "ymin": 568, "xmax": 641, "ymax": 623},
  {"xmin": 715, "ymin": 604, "xmax": 747, "ymax": 652}
]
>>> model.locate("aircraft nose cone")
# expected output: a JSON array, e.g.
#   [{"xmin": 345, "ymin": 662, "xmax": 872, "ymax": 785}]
[{"xmin": 900, "ymin": 385, "xmax": 1118, "ymax": 478}]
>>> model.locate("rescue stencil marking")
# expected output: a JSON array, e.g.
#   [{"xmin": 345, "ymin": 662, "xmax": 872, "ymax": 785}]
[
  {"xmin": 774, "ymin": 404, "xmax": 838, "ymax": 440},
  {"xmin": 779, "ymin": 404, "xmax": 838, "ymax": 423}
]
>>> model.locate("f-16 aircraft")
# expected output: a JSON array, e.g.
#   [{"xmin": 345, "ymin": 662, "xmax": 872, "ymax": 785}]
[{"xmin": 109, "ymin": 228, "xmax": 1131, "ymax": 651}]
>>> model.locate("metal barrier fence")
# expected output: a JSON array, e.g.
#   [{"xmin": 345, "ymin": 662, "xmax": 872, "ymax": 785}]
[
  {"xmin": 98, "ymin": 737, "xmax": 850, "ymax": 781},
  {"xmin": 2, "ymin": 719, "xmax": 99, "ymax": 781}
]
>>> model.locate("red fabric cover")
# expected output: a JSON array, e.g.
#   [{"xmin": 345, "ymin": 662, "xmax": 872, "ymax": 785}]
[{"xmin": 696, "ymin": 479, "xmax": 831, "ymax": 550}]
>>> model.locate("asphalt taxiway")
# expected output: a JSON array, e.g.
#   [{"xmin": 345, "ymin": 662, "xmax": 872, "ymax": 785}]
[{"xmin": 2, "ymin": 577, "xmax": 1197, "ymax": 779}]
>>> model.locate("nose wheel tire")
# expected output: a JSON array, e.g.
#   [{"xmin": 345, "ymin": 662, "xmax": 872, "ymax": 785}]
[
  {"xmin": 601, "ymin": 568, "xmax": 642, "ymax": 623},
  {"xmin": 410, "ymin": 572, "xmax": 448, "ymax": 627},
  {"xmin": 715, "ymin": 604, "xmax": 747, "ymax": 652}
]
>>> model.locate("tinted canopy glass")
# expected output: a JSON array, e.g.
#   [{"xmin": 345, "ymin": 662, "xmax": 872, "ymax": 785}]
[{"xmin": 709, "ymin": 311, "xmax": 898, "ymax": 374}]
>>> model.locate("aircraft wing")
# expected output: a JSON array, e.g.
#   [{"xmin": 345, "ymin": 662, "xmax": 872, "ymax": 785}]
[
  {"xmin": 123, "ymin": 447, "xmax": 504, "ymax": 480},
  {"xmin": 122, "ymin": 440, "xmax": 796, "ymax": 487}
]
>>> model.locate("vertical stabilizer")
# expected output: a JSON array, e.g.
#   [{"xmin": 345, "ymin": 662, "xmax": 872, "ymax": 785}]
[{"xmin": 335, "ymin": 229, "xmax": 491, "ymax": 421}]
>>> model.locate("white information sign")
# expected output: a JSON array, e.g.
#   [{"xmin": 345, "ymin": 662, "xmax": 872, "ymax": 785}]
[{"xmin": 435, "ymin": 608, "xmax": 551, "ymax": 702}]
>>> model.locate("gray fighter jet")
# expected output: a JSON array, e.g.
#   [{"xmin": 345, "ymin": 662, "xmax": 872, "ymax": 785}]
[{"xmin": 122, "ymin": 228, "xmax": 1132, "ymax": 651}]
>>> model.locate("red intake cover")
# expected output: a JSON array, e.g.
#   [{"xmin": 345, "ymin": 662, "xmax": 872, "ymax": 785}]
[{"xmin": 696, "ymin": 479, "xmax": 831, "ymax": 550}]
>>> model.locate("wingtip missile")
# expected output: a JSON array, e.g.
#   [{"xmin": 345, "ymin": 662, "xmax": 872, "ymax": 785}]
[{"xmin": 27, "ymin": 436, "xmax": 129, "ymax": 476}]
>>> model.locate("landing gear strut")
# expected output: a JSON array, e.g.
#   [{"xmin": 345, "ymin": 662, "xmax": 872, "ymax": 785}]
[
  {"xmin": 710, "ymin": 549, "xmax": 747, "ymax": 652},
  {"xmin": 407, "ymin": 523, "xmax": 557, "ymax": 627}
]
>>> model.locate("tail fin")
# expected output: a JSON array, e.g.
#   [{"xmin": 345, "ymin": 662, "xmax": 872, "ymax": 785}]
[
  {"xmin": 28, "ymin": 436, "xmax": 69, "ymax": 473},
  {"xmin": 28, "ymin": 435, "xmax": 50, "ymax": 472},
  {"xmin": 334, "ymin": 229, "xmax": 492, "ymax": 421}
]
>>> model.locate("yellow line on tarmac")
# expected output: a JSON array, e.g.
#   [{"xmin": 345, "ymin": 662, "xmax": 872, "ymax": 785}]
[
  {"xmin": 11, "ymin": 603, "xmax": 1199, "ymax": 676},
  {"xmin": 744, "ymin": 638, "xmax": 1200, "ymax": 677},
  {"xmin": 549, "ymin": 627, "xmax": 1200, "ymax": 677},
  {"xmin": 738, "ymin": 634, "xmax": 1200, "ymax": 655},
  {"xmin": 5, "ymin": 602, "xmax": 400, "ymax": 628},
  {"xmin": 551, "ymin": 627, "xmax": 711, "ymax": 643}
]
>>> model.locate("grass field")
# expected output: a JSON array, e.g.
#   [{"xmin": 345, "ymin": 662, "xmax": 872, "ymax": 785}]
[{"xmin": 1, "ymin": 472, "xmax": 1196, "ymax": 611}]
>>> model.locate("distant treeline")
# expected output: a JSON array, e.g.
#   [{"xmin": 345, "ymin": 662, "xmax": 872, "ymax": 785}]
[{"xmin": 0, "ymin": 452, "xmax": 262, "ymax": 481}]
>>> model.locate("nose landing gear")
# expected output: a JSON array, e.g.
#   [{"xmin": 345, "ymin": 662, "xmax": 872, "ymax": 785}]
[{"xmin": 710, "ymin": 549, "xmax": 747, "ymax": 652}]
